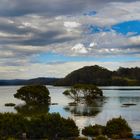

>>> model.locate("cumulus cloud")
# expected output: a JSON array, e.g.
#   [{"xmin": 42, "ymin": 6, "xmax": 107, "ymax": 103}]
[
  {"xmin": 129, "ymin": 36, "xmax": 140, "ymax": 45},
  {"xmin": 1, "ymin": 61, "xmax": 140, "ymax": 79},
  {"xmin": 71, "ymin": 44, "xmax": 88, "ymax": 54},
  {"xmin": 0, "ymin": 0, "xmax": 140, "ymax": 78},
  {"xmin": 0, "ymin": 0, "xmax": 135, "ymax": 17},
  {"xmin": 64, "ymin": 21, "xmax": 81, "ymax": 28},
  {"xmin": 89, "ymin": 42, "xmax": 97, "ymax": 48}
]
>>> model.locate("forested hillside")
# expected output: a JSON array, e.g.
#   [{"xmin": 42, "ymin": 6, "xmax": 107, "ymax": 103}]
[{"xmin": 55, "ymin": 65, "xmax": 140, "ymax": 86}]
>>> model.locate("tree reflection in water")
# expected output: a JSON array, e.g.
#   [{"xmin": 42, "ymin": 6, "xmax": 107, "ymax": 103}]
[
  {"xmin": 15, "ymin": 103, "xmax": 49, "ymax": 116},
  {"xmin": 64, "ymin": 98, "xmax": 106, "ymax": 116}
]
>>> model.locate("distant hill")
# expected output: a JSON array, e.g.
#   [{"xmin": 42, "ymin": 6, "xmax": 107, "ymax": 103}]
[
  {"xmin": 1, "ymin": 65, "xmax": 140, "ymax": 86},
  {"xmin": 55, "ymin": 65, "xmax": 140, "ymax": 86},
  {"xmin": 0, "ymin": 78, "xmax": 59, "ymax": 86}
]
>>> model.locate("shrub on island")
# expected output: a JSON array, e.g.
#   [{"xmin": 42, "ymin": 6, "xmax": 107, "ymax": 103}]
[
  {"xmin": 5, "ymin": 103, "xmax": 15, "ymax": 107},
  {"xmin": 63, "ymin": 84, "xmax": 103, "ymax": 103},
  {"xmin": 14, "ymin": 85, "xmax": 50, "ymax": 104}
]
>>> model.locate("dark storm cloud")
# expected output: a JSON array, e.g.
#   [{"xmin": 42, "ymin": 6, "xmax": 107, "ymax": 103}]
[
  {"xmin": 0, "ymin": 22, "xmax": 33, "ymax": 35},
  {"xmin": 20, "ymin": 31, "xmax": 76, "ymax": 46},
  {"xmin": 0, "ymin": 0, "xmax": 137, "ymax": 17},
  {"xmin": 0, "ymin": 27, "xmax": 77, "ymax": 46}
]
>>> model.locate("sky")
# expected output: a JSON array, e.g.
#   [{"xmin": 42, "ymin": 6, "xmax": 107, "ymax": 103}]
[{"xmin": 0, "ymin": 0, "xmax": 140, "ymax": 79}]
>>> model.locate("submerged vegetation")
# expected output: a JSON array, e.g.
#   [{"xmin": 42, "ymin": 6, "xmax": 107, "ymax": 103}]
[
  {"xmin": 63, "ymin": 84, "xmax": 103, "ymax": 103},
  {"xmin": 14, "ymin": 85, "xmax": 50, "ymax": 104},
  {"xmin": 5, "ymin": 103, "xmax": 15, "ymax": 107},
  {"xmin": 63, "ymin": 84, "xmax": 104, "ymax": 116},
  {"xmin": 1, "ymin": 84, "xmax": 135, "ymax": 139},
  {"xmin": 13, "ymin": 85, "xmax": 51, "ymax": 117}
]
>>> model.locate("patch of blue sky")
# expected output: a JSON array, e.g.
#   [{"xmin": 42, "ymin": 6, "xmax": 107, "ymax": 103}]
[
  {"xmin": 37, "ymin": 52, "xmax": 97, "ymax": 63},
  {"xmin": 109, "ymin": 56, "xmax": 140, "ymax": 62},
  {"xmin": 37, "ymin": 52, "xmax": 140, "ymax": 64},
  {"xmin": 88, "ymin": 25, "xmax": 110, "ymax": 34},
  {"xmin": 83, "ymin": 11, "xmax": 97, "ymax": 16},
  {"xmin": 112, "ymin": 20, "xmax": 140, "ymax": 36},
  {"xmin": 88, "ymin": 20, "xmax": 140, "ymax": 36}
]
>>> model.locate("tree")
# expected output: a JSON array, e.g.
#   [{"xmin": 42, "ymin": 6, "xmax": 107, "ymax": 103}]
[
  {"xmin": 105, "ymin": 116, "xmax": 133, "ymax": 138},
  {"xmin": 14, "ymin": 85, "xmax": 50, "ymax": 104},
  {"xmin": 63, "ymin": 84, "xmax": 103, "ymax": 103},
  {"xmin": 82, "ymin": 124, "xmax": 105, "ymax": 136},
  {"xmin": 0, "ymin": 113, "xmax": 79, "ymax": 139}
]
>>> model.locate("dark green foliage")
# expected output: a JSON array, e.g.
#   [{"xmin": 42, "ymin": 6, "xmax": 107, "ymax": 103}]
[
  {"xmin": 74, "ymin": 137, "xmax": 88, "ymax": 140},
  {"xmin": 55, "ymin": 65, "xmax": 140, "ymax": 86},
  {"xmin": 82, "ymin": 125, "xmax": 95, "ymax": 136},
  {"xmin": 105, "ymin": 116, "xmax": 133, "ymax": 138},
  {"xmin": 0, "ymin": 113, "xmax": 79, "ymax": 139},
  {"xmin": 95, "ymin": 135, "xmax": 108, "ymax": 140},
  {"xmin": 116, "ymin": 67, "xmax": 140, "ymax": 80},
  {"xmin": 14, "ymin": 85, "xmax": 50, "ymax": 104},
  {"xmin": 28, "ymin": 113, "xmax": 79, "ymax": 139},
  {"xmin": 56, "ymin": 65, "xmax": 112, "ymax": 86},
  {"xmin": 0, "ymin": 113, "xmax": 28, "ymax": 139},
  {"xmin": 82, "ymin": 117, "xmax": 133, "ymax": 139},
  {"xmin": 63, "ymin": 84, "xmax": 103, "ymax": 103},
  {"xmin": 82, "ymin": 124, "xmax": 105, "ymax": 136}
]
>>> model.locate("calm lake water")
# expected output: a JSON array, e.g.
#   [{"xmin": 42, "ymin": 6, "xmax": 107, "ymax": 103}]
[{"xmin": 0, "ymin": 86, "xmax": 140, "ymax": 134}]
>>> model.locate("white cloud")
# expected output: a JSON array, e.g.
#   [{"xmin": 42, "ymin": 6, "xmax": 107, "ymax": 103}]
[
  {"xmin": 1, "ymin": 61, "xmax": 140, "ymax": 79},
  {"xmin": 64, "ymin": 21, "xmax": 80, "ymax": 28},
  {"xmin": 129, "ymin": 36, "xmax": 140, "ymax": 45},
  {"xmin": 89, "ymin": 42, "xmax": 97, "ymax": 47},
  {"xmin": 71, "ymin": 43, "xmax": 88, "ymax": 54},
  {"xmin": 1, "ymin": 0, "xmax": 140, "ymax": 79},
  {"xmin": 65, "ymin": 1, "xmax": 139, "ymax": 28}
]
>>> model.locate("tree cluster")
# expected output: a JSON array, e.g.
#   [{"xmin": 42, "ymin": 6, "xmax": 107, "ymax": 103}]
[
  {"xmin": 82, "ymin": 117, "xmax": 133, "ymax": 139},
  {"xmin": 0, "ymin": 113, "xmax": 79, "ymax": 140},
  {"xmin": 14, "ymin": 85, "xmax": 50, "ymax": 104}
]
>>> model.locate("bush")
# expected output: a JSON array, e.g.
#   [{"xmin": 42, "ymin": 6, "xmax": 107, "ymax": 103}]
[
  {"xmin": 95, "ymin": 135, "xmax": 108, "ymax": 140},
  {"xmin": 74, "ymin": 137, "xmax": 88, "ymax": 140},
  {"xmin": 0, "ymin": 113, "xmax": 79, "ymax": 139},
  {"xmin": 14, "ymin": 85, "xmax": 50, "ymax": 104},
  {"xmin": 0, "ymin": 113, "xmax": 28, "ymax": 139},
  {"xmin": 82, "ymin": 124, "xmax": 105, "ymax": 136},
  {"xmin": 7, "ymin": 138, "xmax": 17, "ymax": 140},
  {"xmin": 105, "ymin": 116, "xmax": 133, "ymax": 138},
  {"xmin": 82, "ymin": 125, "xmax": 95, "ymax": 136}
]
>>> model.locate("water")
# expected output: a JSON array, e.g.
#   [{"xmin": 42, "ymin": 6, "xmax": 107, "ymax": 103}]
[{"xmin": 0, "ymin": 86, "xmax": 140, "ymax": 134}]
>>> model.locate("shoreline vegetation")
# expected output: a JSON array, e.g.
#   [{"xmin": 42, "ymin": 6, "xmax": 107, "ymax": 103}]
[
  {"xmin": 0, "ymin": 65, "xmax": 140, "ymax": 86},
  {"xmin": 0, "ymin": 113, "xmax": 134, "ymax": 140},
  {"xmin": 1, "ymin": 85, "xmax": 137, "ymax": 139}
]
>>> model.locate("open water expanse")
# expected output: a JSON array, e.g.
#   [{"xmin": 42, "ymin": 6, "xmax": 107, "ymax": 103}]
[{"xmin": 0, "ymin": 86, "xmax": 140, "ymax": 135}]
